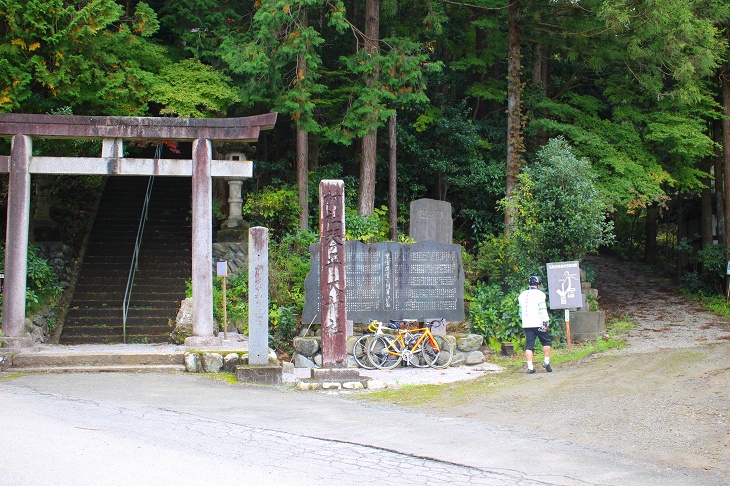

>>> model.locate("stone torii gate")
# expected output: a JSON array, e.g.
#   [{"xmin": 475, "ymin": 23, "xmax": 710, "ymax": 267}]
[{"xmin": 0, "ymin": 113, "xmax": 277, "ymax": 348}]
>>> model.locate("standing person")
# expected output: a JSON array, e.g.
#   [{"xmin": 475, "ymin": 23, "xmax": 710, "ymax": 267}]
[{"xmin": 518, "ymin": 276, "xmax": 552, "ymax": 373}]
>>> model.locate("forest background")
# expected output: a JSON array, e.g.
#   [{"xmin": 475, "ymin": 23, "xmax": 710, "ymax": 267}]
[{"xmin": 2, "ymin": 0, "xmax": 730, "ymax": 353}]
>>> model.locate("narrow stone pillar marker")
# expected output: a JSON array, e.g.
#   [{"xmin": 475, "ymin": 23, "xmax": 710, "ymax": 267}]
[
  {"xmin": 1, "ymin": 135, "xmax": 33, "ymax": 347},
  {"xmin": 185, "ymin": 137, "xmax": 221, "ymax": 347},
  {"xmin": 248, "ymin": 226, "xmax": 269, "ymax": 365},
  {"xmin": 319, "ymin": 180, "xmax": 347, "ymax": 367}
]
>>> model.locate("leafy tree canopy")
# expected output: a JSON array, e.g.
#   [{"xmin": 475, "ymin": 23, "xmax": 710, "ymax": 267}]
[{"xmin": 501, "ymin": 137, "xmax": 615, "ymax": 271}]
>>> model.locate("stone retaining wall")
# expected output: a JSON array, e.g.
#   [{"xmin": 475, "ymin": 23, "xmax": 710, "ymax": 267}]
[
  {"xmin": 212, "ymin": 242, "xmax": 247, "ymax": 279},
  {"xmin": 292, "ymin": 332, "xmax": 488, "ymax": 369},
  {"xmin": 183, "ymin": 348, "xmax": 279, "ymax": 373}
]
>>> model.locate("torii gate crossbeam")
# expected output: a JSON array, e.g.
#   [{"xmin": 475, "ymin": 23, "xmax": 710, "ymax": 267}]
[{"xmin": 0, "ymin": 113, "xmax": 277, "ymax": 348}]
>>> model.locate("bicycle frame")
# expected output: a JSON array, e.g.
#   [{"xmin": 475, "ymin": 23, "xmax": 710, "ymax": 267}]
[
  {"xmin": 365, "ymin": 319, "xmax": 454, "ymax": 370},
  {"xmin": 387, "ymin": 327, "xmax": 440, "ymax": 357}
]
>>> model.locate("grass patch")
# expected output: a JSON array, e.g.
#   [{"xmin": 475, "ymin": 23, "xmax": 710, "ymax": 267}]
[
  {"xmin": 0, "ymin": 372, "xmax": 25, "ymax": 380},
  {"xmin": 200, "ymin": 372, "xmax": 238, "ymax": 385},
  {"xmin": 356, "ymin": 330, "xmax": 628, "ymax": 408},
  {"xmin": 364, "ymin": 373, "xmax": 524, "ymax": 407},
  {"xmin": 692, "ymin": 294, "xmax": 730, "ymax": 319},
  {"xmin": 606, "ymin": 315, "xmax": 635, "ymax": 336}
]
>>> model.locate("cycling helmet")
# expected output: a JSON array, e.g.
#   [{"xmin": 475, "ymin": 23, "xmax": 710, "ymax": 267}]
[{"xmin": 528, "ymin": 275, "xmax": 542, "ymax": 286}]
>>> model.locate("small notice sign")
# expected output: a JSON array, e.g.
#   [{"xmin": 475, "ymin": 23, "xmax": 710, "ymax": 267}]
[
  {"xmin": 546, "ymin": 261, "xmax": 583, "ymax": 309},
  {"xmin": 216, "ymin": 262, "xmax": 227, "ymax": 278}
]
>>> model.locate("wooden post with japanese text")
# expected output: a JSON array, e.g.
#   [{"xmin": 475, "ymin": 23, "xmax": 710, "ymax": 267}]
[{"xmin": 319, "ymin": 180, "xmax": 347, "ymax": 367}]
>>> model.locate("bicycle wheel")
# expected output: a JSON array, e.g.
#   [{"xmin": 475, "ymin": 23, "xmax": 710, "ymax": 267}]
[
  {"xmin": 404, "ymin": 333, "xmax": 428, "ymax": 367},
  {"xmin": 352, "ymin": 334, "xmax": 375, "ymax": 370},
  {"xmin": 367, "ymin": 335, "xmax": 403, "ymax": 370},
  {"xmin": 421, "ymin": 334, "xmax": 453, "ymax": 369}
]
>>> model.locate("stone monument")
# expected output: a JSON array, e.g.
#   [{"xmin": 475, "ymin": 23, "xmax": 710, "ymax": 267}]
[
  {"xmin": 304, "ymin": 240, "xmax": 465, "ymax": 324},
  {"xmin": 409, "ymin": 198, "xmax": 453, "ymax": 244}
]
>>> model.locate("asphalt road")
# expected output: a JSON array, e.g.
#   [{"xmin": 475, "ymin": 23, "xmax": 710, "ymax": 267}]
[{"xmin": 0, "ymin": 372, "xmax": 724, "ymax": 486}]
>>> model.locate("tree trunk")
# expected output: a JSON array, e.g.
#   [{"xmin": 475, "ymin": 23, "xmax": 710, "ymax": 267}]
[
  {"xmin": 531, "ymin": 42, "xmax": 548, "ymax": 149},
  {"xmin": 358, "ymin": 0, "xmax": 380, "ymax": 216},
  {"xmin": 504, "ymin": 0, "xmax": 522, "ymax": 231},
  {"xmin": 676, "ymin": 192, "xmax": 687, "ymax": 280},
  {"xmin": 700, "ymin": 156, "xmax": 714, "ymax": 253},
  {"xmin": 723, "ymin": 65, "xmax": 730, "ymax": 260},
  {"xmin": 310, "ymin": 134, "xmax": 320, "ymax": 170},
  {"xmin": 297, "ymin": 53, "xmax": 309, "ymax": 231},
  {"xmin": 645, "ymin": 204, "xmax": 658, "ymax": 265},
  {"xmin": 297, "ymin": 123, "xmax": 309, "ymax": 231},
  {"xmin": 388, "ymin": 113, "xmax": 397, "ymax": 241},
  {"xmin": 360, "ymin": 131, "xmax": 377, "ymax": 215},
  {"xmin": 713, "ymin": 120, "xmax": 725, "ymax": 244}
]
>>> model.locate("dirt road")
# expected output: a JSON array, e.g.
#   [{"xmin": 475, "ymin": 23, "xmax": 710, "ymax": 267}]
[{"xmin": 431, "ymin": 255, "xmax": 730, "ymax": 475}]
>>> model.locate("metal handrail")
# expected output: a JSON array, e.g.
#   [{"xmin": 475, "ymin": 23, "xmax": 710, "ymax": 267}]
[{"xmin": 122, "ymin": 144, "xmax": 161, "ymax": 343}]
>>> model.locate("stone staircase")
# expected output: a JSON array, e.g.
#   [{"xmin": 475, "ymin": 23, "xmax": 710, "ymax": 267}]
[{"xmin": 61, "ymin": 176, "xmax": 191, "ymax": 344}]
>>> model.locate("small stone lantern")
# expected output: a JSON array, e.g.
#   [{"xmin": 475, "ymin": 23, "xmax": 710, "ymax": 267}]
[{"xmin": 217, "ymin": 152, "xmax": 249, "ymax": 243}]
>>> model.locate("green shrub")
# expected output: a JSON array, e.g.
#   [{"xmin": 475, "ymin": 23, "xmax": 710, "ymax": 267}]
[
  {"xmin": 500, "ymin": 137, "xmax": 614, "ymax": 272},
  {"xmin": 186, "ymin": 273, "xmax": 250, "ymax": 333},
  {"xmin": 269, "ymin": 305, "xmax": 299, "ymax": 357},
  {"xmin": 469, "ymin": 283, "xmax": 524, "ymax": 352},
  {"xmin": 345, "ymin": 205, "xmax": 391, "ymax": 243},
  {"xmin": 680, "ymin": 270, "xmax": 716, "ymax": 296},
  {"xmin": 696, "ymin": 244, "xmax": 727, "ymax": 276},
  {"xmin": 469, "ymin": 281, "xmax": 569, "ymax": 351},
  {"xmin": 243, "ymin": 185, "xmax": 301, "ymax": 236},
  {"xmin": 473, "ymin": 235, "xmax": 524, "ymax": 288},
  {"xmin": 0, "ymin": 244, "xmax": 62, "ymax": 316},
  {"xmin": 214, "ymin": 273, "xmax": 249, "ymax": 333},
  {"xmin": 269, "ymin": 230, "xmax": 318, "ymax": 312}
]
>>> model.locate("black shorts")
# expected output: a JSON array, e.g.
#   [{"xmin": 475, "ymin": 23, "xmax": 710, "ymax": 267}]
[{"xmin": 524, "ymin": 327, "xmax": 551, "ymax": 351}]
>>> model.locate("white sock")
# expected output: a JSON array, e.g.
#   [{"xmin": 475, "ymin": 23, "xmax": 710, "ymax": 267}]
[
  {"xmin": 527, "ymin": 361, "xmax": 534, "ymax": 370},
  {"xmin": 544, "ymin": 357, "xmax": 550, "ymax": 365}
]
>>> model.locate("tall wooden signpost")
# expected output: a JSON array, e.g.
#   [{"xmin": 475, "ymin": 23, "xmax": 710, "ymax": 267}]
[{"xmin": 319, "ymin": 180, "xmax": 347, "ymax": 367}]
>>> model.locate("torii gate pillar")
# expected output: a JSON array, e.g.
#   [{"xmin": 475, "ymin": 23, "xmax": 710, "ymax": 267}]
[
  {"xmin": 186, "ymin": 138, "xmax": 219, "ymax": 346},
  {"xmin": 2, "ymin": 135, "xmax": 34, "ymax": 347}
]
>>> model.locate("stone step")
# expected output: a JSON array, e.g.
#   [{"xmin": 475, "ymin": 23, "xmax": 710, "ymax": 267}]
[
  {"xmin": 7, "ymin": 351, "xmax": 184, "ymax": 371},
  {"xmin": 69, "ymin": 294, "xmax": 183, "ymax": 306},
  {"xmin": 63, "ymin": 322, "xmax": 173, "ymax": 337},
  {"xmin": 6, "ymin": 364, "xmax": 186, "ymax": 373},
  {"xmin": 62, "ymin": 175, "xmax": 191, "ymax": 345},
  {"xmin": 59, "ymin": 333, "xmax": 173, "ymax": 345},
  {"xmin": 74, "ymin": 280, "xmax": 187, "ymax": 290},
  {"xmin": 64, "ymin": 308, "xmax": 176, "ymax": 320},
  {"xmin": 78, "ymin": 264, "xmax": 189, "ymax": 275}
]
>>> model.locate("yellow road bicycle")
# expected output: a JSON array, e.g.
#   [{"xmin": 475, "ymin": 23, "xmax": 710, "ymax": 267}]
[{"xmin": 366, "ymin": 319, "xmax": 454, "ymax": 370}]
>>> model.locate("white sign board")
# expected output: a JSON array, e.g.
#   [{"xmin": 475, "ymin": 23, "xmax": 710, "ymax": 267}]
[
  {"xmin": 546, "ymin": 261, "xmax": 583, "ymax": 309},
  {"xmin": 216, "ymin": 261, "xmax": 228, "ymax": 278}
]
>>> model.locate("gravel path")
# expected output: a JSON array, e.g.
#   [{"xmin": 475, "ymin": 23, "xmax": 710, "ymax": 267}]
[
  {"xmin": 419, "ymin": 255, "xmax": 730, "ymax": 477},
  {"xmin": 587, "ymin": 255, "xmax": 730, "ymax": 353}
]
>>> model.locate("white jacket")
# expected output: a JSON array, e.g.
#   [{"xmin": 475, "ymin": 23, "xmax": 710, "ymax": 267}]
[{"xmin": 518, "ymin": 287, "xmax": 549, "ymax": 328}]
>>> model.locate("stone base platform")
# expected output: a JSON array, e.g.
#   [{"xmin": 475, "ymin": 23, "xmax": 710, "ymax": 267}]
[
  {"xmin": 293, "ymin": 368, "xmax": 387, "ymax": 391},
  {"xmin": 570, "ymin": 311, "xmax": 606, "ymax": 342},
  {"xmin": 235, "ymin": 365, "xmax": 282, "ymax": 385}
]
